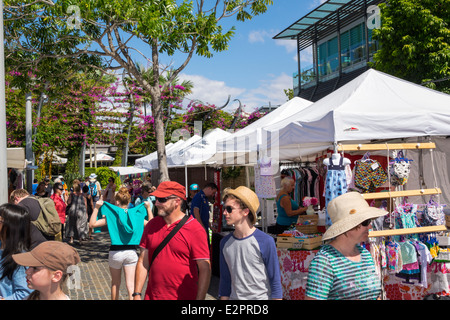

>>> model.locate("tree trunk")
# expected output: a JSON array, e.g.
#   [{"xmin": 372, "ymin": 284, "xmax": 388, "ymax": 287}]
[
  {"xmin": 152, "ymin": 94, "xmax": 169, "ymax": 182},
  {"xmin": 151, "ymin": 39, "xmax": 169, "ymax": 183}
]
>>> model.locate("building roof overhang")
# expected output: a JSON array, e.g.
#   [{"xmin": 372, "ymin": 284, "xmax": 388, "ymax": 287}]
[{"xmin": 273, "ymin": 0, "xmax": 384, "ymax": 50}]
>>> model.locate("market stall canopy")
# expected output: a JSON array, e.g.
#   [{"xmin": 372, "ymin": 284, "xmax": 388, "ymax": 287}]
[
  {"xmin": 109, "ymin": 166, "xmax": 149, "ymax": 176},
  {"xmin": 167, "ymin": 128, "xmax": 232, "ymax": 168},
  {"xmin": 86, "ymin": 152, "xmax": 115, "ymax": 162},
  {"xmin": 38, "ymin": 153, "xmax": 68, "ymax": 165},
  {"xmin": 7, "ymin": 148, "xmax": 27, "ymax": 169},
  {"xmin": 135, "ymin": 135, "xmax": 202, "ymax": 170},
  {"xmin": 135, "ymin": 142, "xmax": 174, "ymax": 170},
  {"xmin": 209, "ymin": 97, "xmax": 313, "ymax": 166},
  {"xmin": 263, "ymin": 69, "xmax": 450, "ymax": 160}
]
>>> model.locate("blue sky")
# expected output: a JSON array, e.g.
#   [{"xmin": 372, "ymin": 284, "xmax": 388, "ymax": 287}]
[{"xmin": 135, "ymin": 0, "xmax": 326, "ymax": 113}]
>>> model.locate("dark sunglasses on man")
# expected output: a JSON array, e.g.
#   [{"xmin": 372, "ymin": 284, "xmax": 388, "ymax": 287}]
[{"xmin": 156, "ymin": 196, "xmax": 178, "ymax": 203}]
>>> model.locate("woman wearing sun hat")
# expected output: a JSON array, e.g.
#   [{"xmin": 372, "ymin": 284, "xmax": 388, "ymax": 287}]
[{"xmin": 305, "ymin": 192, "xmax": 387, "ymax": 300}]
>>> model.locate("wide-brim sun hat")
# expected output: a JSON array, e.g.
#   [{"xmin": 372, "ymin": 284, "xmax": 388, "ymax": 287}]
[
  {"xmin": 322, "ymin": 192, "xmax": 388, "ymax": 241},
  {"xmin": 223, "ymin": 186, "xmax": 260, "ymax": 222}
]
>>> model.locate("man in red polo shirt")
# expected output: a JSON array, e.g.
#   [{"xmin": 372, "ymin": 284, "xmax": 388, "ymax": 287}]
[{"xmin": 133, "ymin": 181, "xmax": 211, "ymax": 300}]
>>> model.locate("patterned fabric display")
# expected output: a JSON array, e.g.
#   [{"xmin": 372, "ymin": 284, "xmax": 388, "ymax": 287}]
[
  {"xmin": 422, "ymin": 204, "xmax": 445, "ymax": 226},
  {"xmin": 390, "ymin": 150, "xmax": 412, "ymax": 186},
  {"xmin": 354, "ymin": 159, "xmax": 387, "ymax": 192}
]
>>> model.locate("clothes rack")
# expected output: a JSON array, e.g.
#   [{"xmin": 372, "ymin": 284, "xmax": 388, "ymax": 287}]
[
  {"xmin": 337, "ymin": 142, "xmax": 447, "ymax": 238},
  {"xmin": 337, "ymin": 142, "xmax": 436, "ymax": 151}
]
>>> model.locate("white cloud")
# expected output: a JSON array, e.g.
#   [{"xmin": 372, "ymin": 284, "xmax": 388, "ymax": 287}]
[
  {"xmin": 274, "ymin": 39, "xmax": 297, "ymax": 54},
  {"xmin": 242, "ymin": 73, "xmax": 293, "ymax": 110},
  {"xmin": 179, "ymin": 73, "xmax": 245, "ymax": 108},
  {"xmin": 248, "ymin": 30, "xmax": 272, "ymax": 44},
  {"xmin": 179, "ymin": 72, "xmax": 292, "ymax": 113},
  {"xmin": 300, "ymin": 46, "xmax": 313, "ymax": 68},
  {"xmin": 310, "ymin": 0, "xmax": 328, "ymax": 9}
]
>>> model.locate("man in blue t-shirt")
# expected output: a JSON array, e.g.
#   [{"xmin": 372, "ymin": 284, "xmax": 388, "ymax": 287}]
[{"xmin": 190, "ymin": 182, "xmax": 217, "ymax": 241}]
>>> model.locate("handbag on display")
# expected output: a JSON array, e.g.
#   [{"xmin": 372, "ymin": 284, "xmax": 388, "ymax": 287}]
[
  {"xmin": 390, "ymin": 150, "xmax": 412, "ymax": 186},
  {"xmin": 422, "ymin": 198, "xmax": 445, "ymax": 226}
]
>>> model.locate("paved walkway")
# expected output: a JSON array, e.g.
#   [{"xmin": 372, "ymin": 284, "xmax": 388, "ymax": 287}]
[{"xmin": 65, "ymin": 229, "xmax": 219, "ymax": 300}]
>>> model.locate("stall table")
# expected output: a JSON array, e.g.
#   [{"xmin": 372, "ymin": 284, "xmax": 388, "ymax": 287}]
[
  {"xmin": 278, "ymin": 248, "xmax": 450, "ymax": 300},
  {"xmin": 277, "ymin": 248, "xmax": 319, "ymax": 300}
]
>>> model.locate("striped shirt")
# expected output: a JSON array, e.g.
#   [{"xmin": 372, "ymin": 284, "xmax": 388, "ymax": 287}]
[{"xmin": 306, "ymin": 244, "xmax": 381, "ymax": 300}]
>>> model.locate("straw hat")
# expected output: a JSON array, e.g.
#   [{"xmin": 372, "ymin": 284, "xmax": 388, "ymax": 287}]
[
  {"xmin": 322, "ymin": 192, "xmax": 388, "ymax": 241},
  {"xmin": 223, "ymin": 186, "xmax": 260, "ymax": 221}
]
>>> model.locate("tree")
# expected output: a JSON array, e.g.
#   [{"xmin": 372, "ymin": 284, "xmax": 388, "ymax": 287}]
[
  {"xmin": 10, "ymin": 0, "xmax": 273, "ymax": 183},
  {"xmin": 371, "ymin": 0, "xmax": 450, "ymax": 93}
]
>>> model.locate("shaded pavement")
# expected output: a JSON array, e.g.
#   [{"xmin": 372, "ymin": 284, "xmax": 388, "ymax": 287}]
[{"xmin": 65, "ymin": 228, "xmax": 219, "ymax": 300}]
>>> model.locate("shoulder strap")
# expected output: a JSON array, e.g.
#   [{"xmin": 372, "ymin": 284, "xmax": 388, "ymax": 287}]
[{"xmin": 150, "ymin": 214, "xmax": 189, "ymax": 266}]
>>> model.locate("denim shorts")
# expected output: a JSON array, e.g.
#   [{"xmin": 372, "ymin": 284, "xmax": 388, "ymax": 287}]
[{"xmin": 108, "ymin": 249, "xmax": 138, "ymax": 269}]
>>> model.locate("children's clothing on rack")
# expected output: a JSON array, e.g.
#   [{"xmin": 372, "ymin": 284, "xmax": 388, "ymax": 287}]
[
  {"xmin": 369, "ymin": 237, "xmax": 433, "ymax": 288},
  {"xmin": 353, "ymin": 153, "xmax": 387, "ymax": 193}
]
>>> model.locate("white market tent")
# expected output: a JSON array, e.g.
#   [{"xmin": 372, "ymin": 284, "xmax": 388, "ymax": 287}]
[
  {"xmin": 85, "ymin": 152, "xmax": 115, "ymax": 163},
  {"xmin": 263, "ymin": 69, "xmax": 450, "ymax": 160},
  {"xmin": 167, "ymin": 128, "xmax": 232, "ymax": 168},
  {"xmin": 109, "ymin": 166, "xmax": 149, "ymax": 176},
  {"xmin": 209, "ymin": 96, "xmax": 313, "ymax": 166},
  {"xmin": 260, "ymin": 69, "xmax": 450, "ymax": 204},
  {"xmin": 135, "ymin": 142, "xmax": 174, "ymax": 170},
  {"xmin": 135, "ymin": 135, "xmax": 202, "ymax": 170},
  {"xmin": 7, "ymin": 148, "xmax": 27, "ymax": 169}
]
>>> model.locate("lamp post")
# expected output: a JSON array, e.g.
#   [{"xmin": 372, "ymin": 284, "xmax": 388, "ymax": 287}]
[{"xmin": 0, "ymin": 1, "xmax": 8, "ymax": 203}]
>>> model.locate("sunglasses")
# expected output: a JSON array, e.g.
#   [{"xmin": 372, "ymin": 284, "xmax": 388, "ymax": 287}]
[
  {"xmin": 156, "ymin": 196, "xmax": 178, "ymax": 203},
  {"xmin": 224, "ymin": 205, "xmax": 237, "ymax": 213},
  {"xmin": 361, "ymin": 219, "xmax": 372, "ymax": 227},
  {"xmin": 224, "ymin": 205, "xmax": 247, "ymax": 213}
]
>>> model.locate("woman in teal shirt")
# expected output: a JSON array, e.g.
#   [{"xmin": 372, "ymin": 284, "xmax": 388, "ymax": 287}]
[
  {"xmin": 275, "ymin": 177, "xmax": 307, "ymax": 234},
  {"xmin": 89, "ymin": 187, "xmax": 153, "ymax": 300}
]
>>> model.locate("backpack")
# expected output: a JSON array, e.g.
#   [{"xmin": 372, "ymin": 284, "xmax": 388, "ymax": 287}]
[
  {"xmin": 89, "ymin": 181, "xmax": 98, "ymax": 197},
  {"xmin": 32, "ymin": 197, "xmax": 62, "ymax": 236}
]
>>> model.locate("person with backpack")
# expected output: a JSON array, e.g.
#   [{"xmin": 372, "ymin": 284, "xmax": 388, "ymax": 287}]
[
  {"xmin": 10, "ymin": 189, "xmax": 48, "ymax": 248},
  {"xmin": 88, "ymin": 174, "xmax": 102, "ymax": 207}
]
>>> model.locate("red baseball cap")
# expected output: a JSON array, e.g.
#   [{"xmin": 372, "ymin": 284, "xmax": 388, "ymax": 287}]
[{"xmin": 151, "ymin": 181, "xmax": 186, "ymax": 200}]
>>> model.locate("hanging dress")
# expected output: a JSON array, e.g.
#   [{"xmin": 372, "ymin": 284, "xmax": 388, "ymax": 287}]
[{"xmin": 324, "ymin": 156, "xmax": 348, "ymax": 227}]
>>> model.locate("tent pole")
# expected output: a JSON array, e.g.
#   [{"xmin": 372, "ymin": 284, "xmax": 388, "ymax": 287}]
[{"xmin": 185, "ymin": 165, "xmax": 188, "ymax": 199}]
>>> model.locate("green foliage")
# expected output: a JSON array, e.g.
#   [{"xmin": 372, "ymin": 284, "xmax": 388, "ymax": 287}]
[
  {"xmin": 5, "ymin": 0, "xmax": 274, "ymax": 182},
  {"xmin": 95, "ymin": 167, "xmax": 119, "ymax": 189},
  {"xmin": 221, "ymin": 166, "xmax": 242, "ymax": 179},
  {"xmin": 371, "ymin": 0, "xmax": 450, "ymax": 92}
]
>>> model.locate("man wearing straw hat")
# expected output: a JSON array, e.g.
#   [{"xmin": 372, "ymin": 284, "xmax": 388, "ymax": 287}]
[
  {"xmin": 305, "ymin": 192, "xmax": 387, "ymax": 300},
  {"xmin": 219, "ymin": 186, "xmax": 282, "ymax": 300}
]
